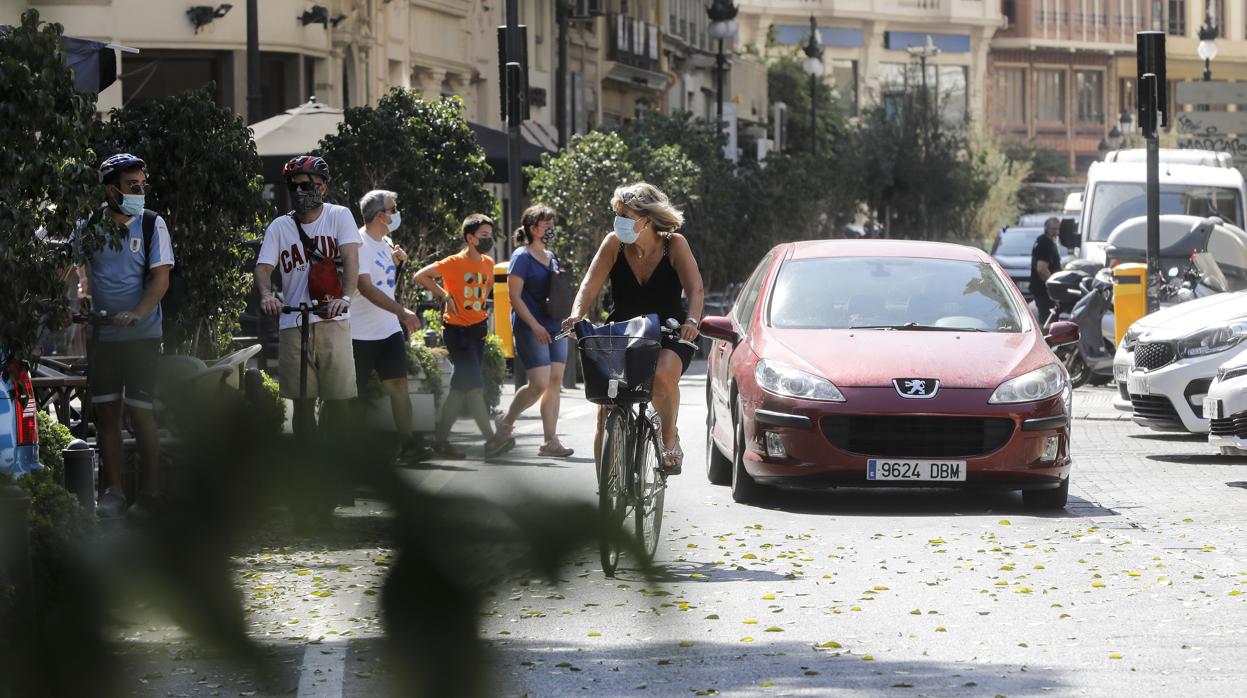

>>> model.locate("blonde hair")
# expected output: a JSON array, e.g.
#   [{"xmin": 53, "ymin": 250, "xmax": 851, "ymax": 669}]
[{"xmin": 611, "ymin": 182, "xmax": 684, "ymax": 233}]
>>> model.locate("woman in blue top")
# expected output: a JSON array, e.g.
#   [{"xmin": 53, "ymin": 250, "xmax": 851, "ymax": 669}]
[{"xmin": 494, "ymin": 205, "xmax": 574, "ymax": 457}]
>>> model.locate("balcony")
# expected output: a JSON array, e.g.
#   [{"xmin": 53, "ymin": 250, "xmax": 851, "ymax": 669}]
[
  {"xmin": 608, "ymin": 13, "xmax": 660, "ymax": 73},
  {"xmin": 994, "ymin": 1, "xmax": 1147, "ymax": 44},
  {"xmin": 740, "ymin": 0, "xmax": 999, "ymax": 25}
]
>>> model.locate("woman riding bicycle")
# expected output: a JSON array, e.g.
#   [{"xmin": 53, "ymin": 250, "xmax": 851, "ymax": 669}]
[{"xmin": 562, "ymin": 182, "xmax": 705, "ymax": 474}]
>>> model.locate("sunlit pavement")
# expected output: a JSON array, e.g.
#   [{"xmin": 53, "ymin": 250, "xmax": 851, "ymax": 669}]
[{"xmin": 121, "ymin": 368, "xmax": 1247, "ymax": 696}]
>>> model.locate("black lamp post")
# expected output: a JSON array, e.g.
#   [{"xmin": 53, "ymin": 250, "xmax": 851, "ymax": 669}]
[
  {"xmin": 1198, "ymin": 3, "xmax": 1217, "ymax": 82},
  {"xmin": 802, "ymin": 16, "xmax": 823, "ymax": 154},
  {"xmin": 707, "ymin": 0, "xmax": 739, "ymax": 129}
]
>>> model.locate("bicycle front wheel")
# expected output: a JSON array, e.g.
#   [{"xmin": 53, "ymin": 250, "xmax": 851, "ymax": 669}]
[
  {"xmin": 599, "ymin": 409, "xmax": 630, "ymax": 577},
  {"xmin": 633, "ymin": 409, "xmax": 666, "ymax": 561}
]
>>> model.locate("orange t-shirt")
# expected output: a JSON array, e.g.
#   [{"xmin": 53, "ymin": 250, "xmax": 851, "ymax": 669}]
[{"xmin": 435, "ymin": 250, "xmax": 495, "ymax": 327}]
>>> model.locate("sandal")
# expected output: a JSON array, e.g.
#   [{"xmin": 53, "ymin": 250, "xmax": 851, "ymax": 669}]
[
  {"xmin": 660, "ymin": 438, "xmax": 683, "ymax": 476},
  {"xmin": 539, "ymin": 438, "xmax": 575, "ymax": 458},
  {"xmin": 432, "ymin": 440, "xmax": 466, "ymax": 460}
]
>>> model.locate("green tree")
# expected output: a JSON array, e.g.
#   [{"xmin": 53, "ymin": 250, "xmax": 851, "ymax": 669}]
[
  {"xmin": 93, "ymin": 86, "xmax": 268, "ymax": 357},
  {"xmin": 319, "ymin": 87, "xmax": 496, "ymax": 303},
  {"xmin": 526, "ymin": 131, "xmax": 639, "ymax": 277},
  {"xmin": 766, "ymin": 52, "xmax": 848, "ymax": 156},
  {"xmin": 966, "ymin": 135, "xmax": 1031, "ymax": 246},
  {"xmin": 0, "ymin": 10, "xmax": 100, "ymax": 358}
]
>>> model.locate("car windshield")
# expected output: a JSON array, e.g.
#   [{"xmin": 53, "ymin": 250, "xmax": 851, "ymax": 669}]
[
  {"xmin": 768, "ymin": 257, "xmax": 1025, "ymax": 332},
  {"xmin": 994, "ymin": 229, "xmax": 1042, "ymax": 256},
  {"xmin": 1085, "ymin": 182, "xmax": 1243, "ymax": 242}
]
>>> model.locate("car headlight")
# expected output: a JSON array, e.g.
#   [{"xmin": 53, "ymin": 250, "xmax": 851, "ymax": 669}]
[
  {"xmin": 1177, "ymin": 323, "xmax": 1247, "ymax": 359},
  {"xmin": 755, "ymin": 359, "xmax": 845, "ymax": 402},
  {"xmin": 1121, "ymin": 327, "xmax": 1141, "ymax": 351},
  {"xmin": 989, "ymin": 364, "xmax": 1067, "ymax": 404},
  {"xmin": 1219, "ymin": 364, "xmax": 1247, "ymax": 382}
]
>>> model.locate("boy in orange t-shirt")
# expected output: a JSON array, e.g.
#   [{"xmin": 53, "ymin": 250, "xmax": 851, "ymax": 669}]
[{"xmin": 414, "ymin": 214, "xmax": 514, "ymax": 460}]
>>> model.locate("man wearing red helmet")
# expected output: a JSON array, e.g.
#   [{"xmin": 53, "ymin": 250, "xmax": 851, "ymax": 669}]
[{"xmin": 255, "ymin": 155, "xmax": 362, "ymax": 437}]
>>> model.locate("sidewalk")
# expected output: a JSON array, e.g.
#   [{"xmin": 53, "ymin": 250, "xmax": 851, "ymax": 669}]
[{"xmin": 1073, "ymin": 384, "xmax": 1130, "ymax": 421}]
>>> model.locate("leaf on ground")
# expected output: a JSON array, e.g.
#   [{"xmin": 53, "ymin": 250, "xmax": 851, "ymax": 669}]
[
  {"xmin": 588, "ymin": 632, "xmax": 601, "ymax": 637},
  {"xmin": 743, "ymin": 619, "xmax": 758, "ymax": 624},
  {"xmin": 762, "ymin": 593, "xmax": 776, "ymax": 600},
  {"xmin": 935, "ymin": 626, "xmax": 947, "ymax": 632},
  {"xmin": 862, "ymin": 655, "xmax": 874, "ymax": 661},
  {"xmin": 740, "ymin": 637, "xmax": 754, "ymax": 643},
  {"xmin": 892, "ymin": 683, "xmax": 914, "ymax": 688},
  {"xmin": 705, "ymin": 614, "xmax": 720, "ymax": 620},
  {"xmin": 679, "ymin": 641, "xmax": 694, "ymax": 648},
  {"xmin": 765, "ymin": 627, "xmax": 784, "ymax": 632},
  {"xmin": 998, "ymin": 520, "xmax": 1011, "ymax": 525},
  {"xmin": 1109, "ymin": 653, "xmax": 1123, "ymax": 659},
  {"xmin": 817, "ymin": 641, "xmax": 842, "ymax": 648}
]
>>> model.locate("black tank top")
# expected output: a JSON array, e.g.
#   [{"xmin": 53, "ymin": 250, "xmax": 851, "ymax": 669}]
[{"xmin": 607, "ymin": 237, "xmax": 687, "ymax": 325}]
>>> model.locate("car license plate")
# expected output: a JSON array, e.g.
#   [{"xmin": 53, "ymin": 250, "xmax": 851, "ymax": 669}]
[
  {"xmin": 1114, "ymin": 364, "xmax": 1129, "ymax": 383},
  {"xmin": 1127, "ymin": 372, "xmax": 1149, "ymax": 395},
  {"xmin": 867, "ymin": 459, "xmax": 967, "ymax": 482},
  {"xmin": 1204, "ymin": 397, "xmax": 1223, "ymax": 420}
]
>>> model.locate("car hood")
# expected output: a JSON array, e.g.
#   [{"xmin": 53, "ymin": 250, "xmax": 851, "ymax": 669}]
[
  {"xmin": 759, "ymin": 327, "xmax": 1052, "ymax": 389},
  {"xmin": 1133, "ymin": 291, "xmax": 1247, "ymax": 338}
]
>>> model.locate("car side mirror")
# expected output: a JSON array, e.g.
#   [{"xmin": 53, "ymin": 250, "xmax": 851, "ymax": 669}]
[
  {"xmin": 1045, "ymin": 320, "xmax": 1079, "ymax": 348},
  {"xmin": 1058, "ymin": 218, "xmax": 1081, "ymax": 249},
  {"xmin": 700, "ymin": 316, "xmax": 740, "ymax": 345}
]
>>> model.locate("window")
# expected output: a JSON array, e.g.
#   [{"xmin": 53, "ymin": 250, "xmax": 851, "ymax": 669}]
[
  {"xmin": 1168, "ymin": 0, "xmax": 1186, "ymax": 35},
  {"xmin": 1084, "ymin": 183, "xmax": 1244, "ymax": 241},
  {"xmin": 938, "ymin": 65, "xmax": 968, "ymax": 125},
  {"xmin": 995, "ymin": 67, "xmax": 1026, "ymax": 124},
  {"xmin": 1075, "ymin": 70, "xmax": 1104, "ymax": 123},
  {"xmin": 1035, "ymin": 69, "xmax": 1065, "ymax": 124},
  {"xmin": 734, "ymin": 252, "xmax": 775, "ymax": 333},
  {"xmin": 768, "ymin": 258, "xmax": 1024, "ymax": 333},
  {"xmin": 831, "ymin": 60, "xmax": 858, "ymax": 116}
]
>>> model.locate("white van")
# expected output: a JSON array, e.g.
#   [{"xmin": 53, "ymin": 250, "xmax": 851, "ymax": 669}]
[{"xmin": 1062, "ymin": 149, "xmax": 1246, "ymax": 264}]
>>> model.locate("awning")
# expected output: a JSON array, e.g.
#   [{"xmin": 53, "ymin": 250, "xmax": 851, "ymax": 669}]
[
  {"xmin": 249, "ymin": 97, "xmax": 345, "ymax": 157},
  {"xmin": 469, "ymin": 122, "xmax": 554, "ymax": 183},
  {"xmin": 0, "ymin": 27, "xmax": 131, "ymax": 94}
]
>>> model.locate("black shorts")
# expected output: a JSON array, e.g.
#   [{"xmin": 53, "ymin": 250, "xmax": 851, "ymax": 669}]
[
  {"xmin": 90, "ymin": 339, "xmax": 161, "ymax": 410},
  {"xmin": 352, "ymin": 332, "xmax": 408, "ymax": 391},
  {"xmin": 661, "ymin": 335, "xmax": 695, "ymax": 375}
]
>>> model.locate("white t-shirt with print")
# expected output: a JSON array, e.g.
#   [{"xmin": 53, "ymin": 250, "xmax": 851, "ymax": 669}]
[
  {"xmin": 257, "ymin": 203, "xmax": 362, "ymax": 331},
  {"xmin": 351, "ymin": 230, "xmax": 403, "ymax": 341}
]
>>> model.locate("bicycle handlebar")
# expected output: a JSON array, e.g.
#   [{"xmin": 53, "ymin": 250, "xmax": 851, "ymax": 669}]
[
  {"xmin": 280, "ymin": 304, "xmax": 330, "ymax": 317},
  {"xmin": 556, "ymin": 318, "xmax": 700, "ymax": 349}
]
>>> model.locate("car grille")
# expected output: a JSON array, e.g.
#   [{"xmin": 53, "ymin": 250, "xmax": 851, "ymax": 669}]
[
  {"xmin": 1130, "ymin": 394, "xmax": 1180, "ymax": 421},
  {"xmin": 820, "ymin": 416, "xmax": 1015, "ymax": 458},
  {"xmin": 1134, "ymin": 342, "xmax": 1177, "ymax": 372},
  {"xmin": 1210, "ymin": 412, "xmax": 1247, "ymax": 438}
]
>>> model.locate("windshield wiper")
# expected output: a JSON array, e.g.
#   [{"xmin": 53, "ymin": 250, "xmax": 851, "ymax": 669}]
[{"xmin": 849, "ymin": 323, "xmax": 986, "ymax": 332}]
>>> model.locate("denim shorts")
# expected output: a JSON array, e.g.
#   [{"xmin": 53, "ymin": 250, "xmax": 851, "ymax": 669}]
[
  {"xmin": 513, "ymin": 319, "xmax": 568, "ymax": 369},
  {"xmin": 443, "ymin": 322, "xmax": 487, "ymax": 392}
]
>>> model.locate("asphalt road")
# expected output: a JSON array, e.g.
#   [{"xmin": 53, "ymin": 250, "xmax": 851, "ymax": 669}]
[{"xmin": 120, "ymin": 366, "xmax": 1247, "ymax": 697}]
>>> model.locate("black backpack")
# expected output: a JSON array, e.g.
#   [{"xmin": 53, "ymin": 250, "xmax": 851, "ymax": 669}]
[{"xmin": 85, "ymin": 207, "xmax": 186, "ymax": 332}]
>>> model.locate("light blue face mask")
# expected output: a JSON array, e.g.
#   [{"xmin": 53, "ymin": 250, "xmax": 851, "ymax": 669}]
[
  {"xmin": 614, "ymin": 215, "xmax": 640, "ymax": 244},
  {"xmin": 119, "ymin": 193, "xmax": 145, "ymax": 217},
  {"xmin": 386, "ymin": 210, "xmax": 402, "ymax": 232}
]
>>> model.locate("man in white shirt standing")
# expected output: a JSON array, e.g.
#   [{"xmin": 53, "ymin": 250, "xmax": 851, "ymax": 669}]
[
  {"xmin": 352, "ymin": 190, "xmax": 424, "ymax": 459},
  {"xmin": 254, "ymin": 155, "xmax": 361, "ymax": 437}
]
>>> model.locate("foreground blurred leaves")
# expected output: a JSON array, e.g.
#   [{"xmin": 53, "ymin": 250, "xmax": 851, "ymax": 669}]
[{"xmin": 2, "ymin": 388, "xmax": 649, "ymax": 697}]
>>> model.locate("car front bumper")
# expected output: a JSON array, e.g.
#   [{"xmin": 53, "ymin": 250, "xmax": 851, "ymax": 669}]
[
  {"xmin": 740, "ymin": 388, "xmax": 1071, "ymax": 490},
  {"xmin": 1122, "ymin": 349, "xmax": 1247, "ymax": 433}
]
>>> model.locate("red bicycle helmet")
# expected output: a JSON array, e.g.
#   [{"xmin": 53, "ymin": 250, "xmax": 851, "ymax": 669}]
[{"xmin": 282, "ymin": 155, "xmax": 331, "ymax": 182}]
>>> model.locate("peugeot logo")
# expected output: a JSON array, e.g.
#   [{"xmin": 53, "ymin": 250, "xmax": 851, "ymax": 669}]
[{"xmin": 893, "ymin": 378, "xmax": 939, "ymax": 399}]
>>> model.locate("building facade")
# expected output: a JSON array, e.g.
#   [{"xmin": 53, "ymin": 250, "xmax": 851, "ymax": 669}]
[
  {"xmin": 736, "ymin": 0, "xmax": 1002, "ymax": 128},
  {"xmin": 989, "ymin": 0, "xmax": 1247, "ymax": 174}
]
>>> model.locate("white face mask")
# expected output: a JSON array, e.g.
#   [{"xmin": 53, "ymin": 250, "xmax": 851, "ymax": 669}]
[
  {"xmin": 614, "ymin": 215, "xmax": 640, "ymax": 244},
  {"xmin": 386, "ymin": 210, "xmax": 401, "ymax": 232}
]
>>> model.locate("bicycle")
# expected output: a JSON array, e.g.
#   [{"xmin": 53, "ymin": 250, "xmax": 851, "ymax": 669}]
[{"xmin": 566, "ymin": 315, "xmax": 697, "ymax": 577}]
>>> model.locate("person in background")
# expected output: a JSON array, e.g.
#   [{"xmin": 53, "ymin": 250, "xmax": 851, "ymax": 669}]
[
  {"xmin": 414, "ymin": 214, "xmax": 514, "ymax": 460},
  {"xmin": 353, "ymin": 189, "xmax": 426, "ymax": 461},
  {"xmin": 1031, "ymin": 217, "xmax": 1063, "ymax": 325},
  {"xmin": 494, "ymin": 205, "xmax": 574, "ymax": 458},
  {"xmin": 75, "ymin": 153, "xmax": 174, "ymax": 518}
]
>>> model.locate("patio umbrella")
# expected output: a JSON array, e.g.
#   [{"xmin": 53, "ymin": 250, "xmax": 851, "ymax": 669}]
[{"xmin": 249, "ymin": 96, "xmax": 344, "ymax": 157}]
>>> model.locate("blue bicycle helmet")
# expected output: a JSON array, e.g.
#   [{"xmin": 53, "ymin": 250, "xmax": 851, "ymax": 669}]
[{"xmin": 99, "ymin": 153, "xmax": 146, "ymax": 178}]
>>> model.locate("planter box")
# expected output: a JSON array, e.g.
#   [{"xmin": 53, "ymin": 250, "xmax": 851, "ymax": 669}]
[{"xmin": 364, "ymin": 377, "xmax": 439, "ymax": 433}]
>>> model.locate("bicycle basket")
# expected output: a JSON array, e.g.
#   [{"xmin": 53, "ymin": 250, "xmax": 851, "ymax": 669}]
[{"xmin": 576, "ymin": 314, "xmax": 662, "ymax": 405}]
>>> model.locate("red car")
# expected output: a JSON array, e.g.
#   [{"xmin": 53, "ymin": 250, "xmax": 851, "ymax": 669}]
[{"xmin": 700, "ymin": 240, "xmax": 1079, "ymax": 508}]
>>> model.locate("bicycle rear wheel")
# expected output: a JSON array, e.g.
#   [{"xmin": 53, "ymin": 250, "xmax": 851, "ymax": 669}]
[
  {"xmin": 598, "ymin": 409, "xmax": 629, "ymax": 577},
  {"xmin": 633, "ymin": 408, "xmax": 666, "ymax": 561}
]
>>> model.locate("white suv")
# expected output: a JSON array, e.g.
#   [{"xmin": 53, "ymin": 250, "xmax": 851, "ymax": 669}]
[
  {"xmin": 1115, "ymin": 291, "xmax": 1247, "ymax": 432},
  {"xmin": 1206, "ymin": 350, "xmax": 1247, "ymax": 454}
]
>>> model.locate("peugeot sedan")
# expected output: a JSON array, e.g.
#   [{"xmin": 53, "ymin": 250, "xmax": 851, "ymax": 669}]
[{"xmin": 701, "ymin": 240, "xmax": 1078, "ymax": 509}]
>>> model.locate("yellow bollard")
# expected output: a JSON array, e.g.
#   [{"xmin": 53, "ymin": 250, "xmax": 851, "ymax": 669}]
[
  {"xmin": 493, "ymin": 262, "xmax": 514, "ymax": 359},
  {"xmin": 1112, "ymin": 263, "xmax": 1148, "ymax": 347}
]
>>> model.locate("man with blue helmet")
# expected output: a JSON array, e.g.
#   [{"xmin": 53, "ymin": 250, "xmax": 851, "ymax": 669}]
[{"xmin": 75, "ymin": 153, "xmax": 175, "ymax": 518}]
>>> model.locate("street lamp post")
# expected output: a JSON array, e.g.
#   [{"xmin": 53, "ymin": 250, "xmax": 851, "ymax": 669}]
[
  {"xmin": 706, "ymin": 0, "xmax": 739, "ymax": 129},
  {"xmin": 802, "ymin": 16, "xmax": 823, "ymax": 154},
  {"xmin": 906, "ymin": 35, "xmax": 941, "ymax": 137},
  {"xmin": 1198, "ymin": 3, "xmax": 1218, "ymax": 82}
]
